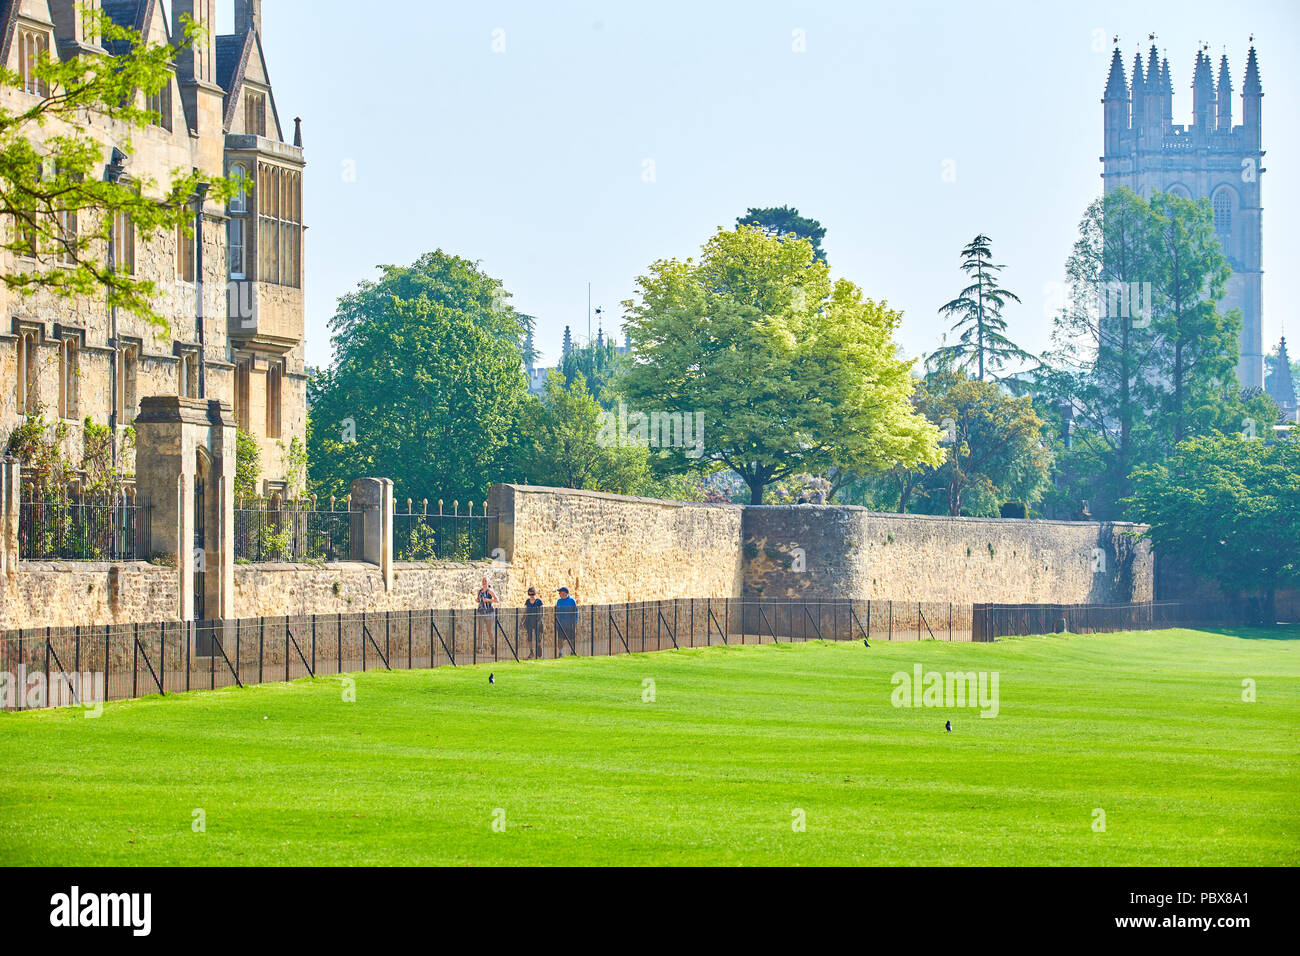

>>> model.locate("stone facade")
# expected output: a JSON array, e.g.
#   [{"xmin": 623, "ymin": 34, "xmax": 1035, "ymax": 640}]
[
  {"xmin": 0, "ymin": 0, "xmax": 306, "ymax": 491},
  {"xmin": 491, "ymin": 484, "xmax": 745, "ymax": 606},
  {"xmin": 742, "ymin": 506, "xmax": 1154, "ymax": 605}
]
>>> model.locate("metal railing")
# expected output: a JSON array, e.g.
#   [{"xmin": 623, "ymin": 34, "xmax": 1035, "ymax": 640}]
[
  {"xmin": 234, "ymin": 498, "xmax": 352, "ymax": 563},
  {"xmin": 1, "ymin": 598, "xmax": 979, "ymax": 711},
  {"xmin": 17, "ymin": 494, "xmax": 150, "ymax": 562},
  {"xmin": 393, "ymin": 498, "xmax": 493, "ymax": 562},
  {"xmin": 971, "ymin": 599, "xmax": 1262, "ymax": 641}
]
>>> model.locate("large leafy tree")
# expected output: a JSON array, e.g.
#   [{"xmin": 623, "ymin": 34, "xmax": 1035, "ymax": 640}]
[
  {"xmin": 735, "ymin": 205, "xmax": 828, "ymax": 263},
  {"xmin": 1044, "ymin": 188, "xmax": 1267, "ymax": 518},
  {"xmin": 330, "ymin": 250, "xmax": 533, "ymax": 361},
  {"xmin": 929, "ymin": 234, "xmax": 1029, "ymax": 380},
  {"xmin": 1126, "ymin": 433, "xmax": 1300, "ymax": 619},
  {"xmin": 1148, "ymin": 192, "xmax": 1241, "ymax": 447},
  {"xmin": 869, "ymin": 370, "xmax": 1050, "ymax": 516},
  {"xmin": 0, "ymin": 11, "xmax": 229, "ymax": 326},
  {"xmin": 509, "ymin": 372, "xmax": 655, "ymax": 493},
  {"xmin": 620, "ymin": 225, "xmax": 940, "ymax": 504},
  {"xmin": 308, "ymin": 257, "xmax": 527, "ymax": 502}
]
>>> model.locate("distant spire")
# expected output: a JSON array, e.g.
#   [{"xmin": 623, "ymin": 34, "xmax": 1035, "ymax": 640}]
[
  {"xmin": 1146, "ymin": 43, "xmax": 1160, "ymax": 85},
  {"xmin": 1216, "ymin": 56, "xmax": 1233, "ymax": 129},
  {"xmin": 1103, "ymin": 46, "xmax": 1127, "ymax": 99},
  {"xmin": 1130, "ymin": 50, "xmax": 1146, "ymax": 120},
  {"xmin": 1265, "ymin": 336, "xmax": 1297, "ymax": 419},
  {"xmin": 1131, "ymin": 49, "xmax": 1146, "ymax": 90},
  {"xmin": 1160, "ymin": 57, "xmax": 1173, "ymax": 125},
  {"xmin": 1244, "ymin": 44, "xmax": 1262, "ymax": 95}
]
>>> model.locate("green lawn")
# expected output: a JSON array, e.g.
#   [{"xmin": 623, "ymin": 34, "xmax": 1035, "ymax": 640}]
[{"xmin": 1, "ymin": 628, "xmax": 1296, "ymax": 866}]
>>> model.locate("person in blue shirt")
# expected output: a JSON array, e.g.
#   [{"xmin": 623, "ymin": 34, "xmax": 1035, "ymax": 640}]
[{"xmin": 555, "ymin": 586, "xmax": 578, "ymax": 656}]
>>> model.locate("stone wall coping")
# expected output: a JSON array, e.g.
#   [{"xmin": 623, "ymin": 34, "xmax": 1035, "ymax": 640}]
[
  {"xmin": 16, "ymin": 560, "xmax": 172, "ymax": 572},
  {"xmin": 744, "ymin": 503, "xmax": 1148, "ymax": 531},
  {"xmin": 234, "ymin": 561, "xmax": 377, "ymax": 572},
  {"xmin": 497, "ymin": 483, "xmax": 742, "ymax": 510}
]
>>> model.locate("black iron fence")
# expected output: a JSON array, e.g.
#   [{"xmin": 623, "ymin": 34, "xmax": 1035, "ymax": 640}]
[
  {"xmin": 393, "ymin": 506, "xmax": 493, "ymax": 562},
  {"xmin": 17, "ymin": 496, "xmax": 150, "ymax": 562},
  {"xmin": 972, "ymin": 599, "xmax": 1263, "ymax": 641},
  {"xmin": 234, "ymin": 499, "xmax": 352, "ymax": 563},
  {"xmin": 0, "ymin": 598, "xmax": 973, "ymax": 711}
]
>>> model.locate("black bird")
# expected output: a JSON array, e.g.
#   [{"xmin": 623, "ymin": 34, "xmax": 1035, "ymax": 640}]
[
  {"xmin": 945, "ymin": 720, "xmax": 952, "ymax": 732},
  {"xmin": 863, "ymin": 638, "xmax": 870, "ymax": 648},
  {"xmin": 489, "ymin": 673, "xmax": 495, "ymax": 685}
]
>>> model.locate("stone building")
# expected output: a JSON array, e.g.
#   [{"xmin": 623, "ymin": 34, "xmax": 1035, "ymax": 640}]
[
  {"xmin": 1101, "ymin": 40, "xmax": 1265, "ymax": 390},
  {"xmin": 0, "ymin": 0, "xmax": 306, "ymax": 493}
]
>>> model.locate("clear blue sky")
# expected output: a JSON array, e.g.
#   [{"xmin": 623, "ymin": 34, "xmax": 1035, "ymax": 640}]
[{"xmin": 204, "ymin": 1, "xmax": 1300, "ymax": 370}]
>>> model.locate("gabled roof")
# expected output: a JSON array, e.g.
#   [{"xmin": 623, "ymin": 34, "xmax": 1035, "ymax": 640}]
[
  {"xmin": 216, "ymin": 26, "xmax": 284, "ymax": 141},
  {"xmin": 0, "ymin": 0, "xmax": 56, "ymax": 63}
]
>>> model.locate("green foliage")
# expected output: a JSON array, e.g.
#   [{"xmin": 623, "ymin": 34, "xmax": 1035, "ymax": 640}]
[
  {"xmin": 4, "ymin": 411, "xmax": 73, "ymax": 496},
  {"xmin": 929, "ymin": 234, "xmax": 1029, "ymax": 381},
  {"xmin": 308, "ymin": 253, "xmax": 527, "ymax": 502},
  {"xmin": 259, "ymin": 523, "xmax": 293, "ymax": 562},
  {"xmin": 235, "ymin": 429, "xmax": 261, "ymax": 499},
  {"xmin": 1043, "ymin": 188, "xmax": 1255, "ymax": 518},
  {"xmin": 864, "ymin": 371, "xmax": 1050, "ymax": 516},
  {"xmin": 620, "ymin": 225, "xmax": 940, "ymax": 504},
  {"xmin": 560, "ymin": 337, "xmax": 621, "ymax": 404},
  {"xmin": 736, "ymin": 205, "xmax": 828, "ymax": 263},
  {"xmin": 509, "ymin": 372, "xmax": 657, "ymax": 495},
  {"xmin": 281, "ymin": 435, "xmax": 308, "ymax": 500},
  {"xmin": 1126, "ymin": 433, "xmax": 1300, "ymax": 604},
  {"xmin": 0, "ymin": 11, "xmax": 233, "ymax": 328}
]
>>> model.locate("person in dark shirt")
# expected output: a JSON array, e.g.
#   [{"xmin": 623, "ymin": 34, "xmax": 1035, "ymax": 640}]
[
  {"xmin": 475, "ymin": 577, "xmax": 498, "ymax": 656},
  {"xmin": 523, "ymin": 586, "xmax": 544, "ymax": 658},
  {"xmin": 555, "ymin": 586, "xmax": 578, "ymax": 656}
]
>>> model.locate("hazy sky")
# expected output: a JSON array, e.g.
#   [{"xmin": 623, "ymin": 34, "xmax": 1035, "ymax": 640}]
[{"xmin": 198, "ymin": 0, "xmax": 1299, "ymax": 370}]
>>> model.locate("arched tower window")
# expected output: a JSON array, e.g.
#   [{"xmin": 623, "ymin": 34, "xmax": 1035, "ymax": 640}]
[{"xmin": 1212, "ymin": 190, "xmax": 1233, "ymax": 238}]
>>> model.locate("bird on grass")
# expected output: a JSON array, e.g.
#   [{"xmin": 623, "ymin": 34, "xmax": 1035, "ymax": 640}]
[
  {"xmin": 863, "ymin": 638, "xmax": 870, "ymax": 648},
  {"xmin": 945, "ymin": 720, "xmax": 952, "ymax": 732},
  {"xmin": 488, "ymin": 673, "xmax": 495, "ymax": 685}
]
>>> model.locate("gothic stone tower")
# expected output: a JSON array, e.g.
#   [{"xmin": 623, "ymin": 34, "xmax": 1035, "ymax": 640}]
[{"xmin": 1101, "ymin": 40, "xmax": 1265, "ymax": 389}]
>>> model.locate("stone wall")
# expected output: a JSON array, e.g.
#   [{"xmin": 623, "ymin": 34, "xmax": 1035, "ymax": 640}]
[
  {"xmin": 741, "ymin": 506, "xmax": 1154, "ymax": 604},
  {"xmin": 233, "ymin": 562, "xmax": 508, "ymax": 619},
  {"xmin": 0, "ymin": 560, "xmax": 506, "ymax": 630},
  {"xmin": 1, "ymin": 561, "xmax": 180, "ymax": 630},
  {"xmin": 2, "ymin": 485, "xmax": 1158, "ymax": 630},
  {"xmin": 491, "ymin": 484, "xmax": 744, "ymax": 605}
]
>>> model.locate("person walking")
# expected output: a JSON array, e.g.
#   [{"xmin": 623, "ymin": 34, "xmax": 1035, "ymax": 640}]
[
  {"xmin": 523, "ymin": 587, "xmax": 544, "ymax": 658},
  {"xmin": 475, "ymin": 577, "xmax": 499, "ymax": 657},
  {"xmin": 555, "ymin": 586, "xmax": 578, "ymax": 657}
]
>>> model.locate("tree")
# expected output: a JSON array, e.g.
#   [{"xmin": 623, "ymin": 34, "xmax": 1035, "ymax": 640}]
[
  {"xmin": 510, "ymin": 372, "xmax": 655, "ymax": 494},
  {"xmin": 0, "ymin": 11, "xmax": 230, "ymax": 326},
  {"xmin": 1044, "ymin": 188, "xmax": 1263, "ymax": 518},
  {"xmin": 735, "ymin": 205, "xmax": 827, "ymax": 263},
  {"xmin": 1148, "ymin": 192, "xmax": 1240, "ymax": 447},
  {"xmin": 888, "ymin": 371, "xmax": 1051, "ymax": 516},
  {"xmin": 329, "ymin": 250, "xmax": 533, "ymax": 362},
  {"xmin": 1126, "ymin": 433, "xmax": 1300, "ymax": 619},
  {"xmin": 620, "ymin": 225, "xmax": 941, "ymax": 504},
  {"xmin": 560, "ymin": 334, "xmax": 620, "ymax": 404},
  {"xmin": 307, "ymin": 261, "xmax": 527, "ymax": 502},
  {"xmin": 929, "ymin": 235, "xmax": 1028, "ymax": 381}
]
